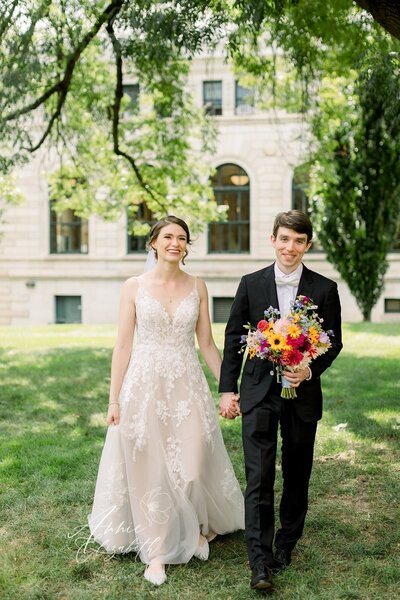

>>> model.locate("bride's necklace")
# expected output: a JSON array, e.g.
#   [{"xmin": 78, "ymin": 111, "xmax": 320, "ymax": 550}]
[{"xmin": 161, "ymin": 278, "xmax": 183, "ymax": 305}]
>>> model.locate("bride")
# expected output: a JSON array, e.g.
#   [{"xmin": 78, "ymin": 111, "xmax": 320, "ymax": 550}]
[{"xmin": 88, "ymin": 215, "xmax": 244, "ymax": 586}]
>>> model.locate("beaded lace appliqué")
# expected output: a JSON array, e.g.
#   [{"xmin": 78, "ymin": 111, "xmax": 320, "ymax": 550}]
[{"xmin": 119, "ymin": 281, "xmax": 217, "ymax": 458}]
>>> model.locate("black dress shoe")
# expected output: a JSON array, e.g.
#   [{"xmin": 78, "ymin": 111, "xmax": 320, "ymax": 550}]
[
  {"xmin": 250, "ymin": 564, "xmax": 273, "ymax": 591},
  {"xmin": 272, "ymin": 547, "xmax": 292, "ymax": 572}
]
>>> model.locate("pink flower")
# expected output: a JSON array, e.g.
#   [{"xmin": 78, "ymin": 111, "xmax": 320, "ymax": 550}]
[{"xmin": 274, "ymin": 317, "xmax": 290, "ymax": 334}]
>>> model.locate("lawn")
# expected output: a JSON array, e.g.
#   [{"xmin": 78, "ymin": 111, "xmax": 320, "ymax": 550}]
[{"xmin": 0, "ymin": 323, "xmax": 399, "ymax": 600}]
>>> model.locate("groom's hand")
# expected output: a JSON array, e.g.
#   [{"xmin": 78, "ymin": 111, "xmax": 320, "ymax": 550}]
[
  {"xmin": 282, "ymin": 367, "xmax": 310, "ymax": 388},
  {"xmin": 219, "ymin": 393, "xmax": 241, "ymax": 419}
]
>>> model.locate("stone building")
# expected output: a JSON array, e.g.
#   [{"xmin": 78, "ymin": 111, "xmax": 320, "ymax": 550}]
[{"xmin": 1, "ymin": 53, "xmax": 399, "ymax": 325}]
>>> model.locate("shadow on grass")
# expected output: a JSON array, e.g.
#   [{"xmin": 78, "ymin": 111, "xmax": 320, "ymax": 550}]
[{"xmin": 0, "ymin": 347, "xmax": 112, "ymax": 484}]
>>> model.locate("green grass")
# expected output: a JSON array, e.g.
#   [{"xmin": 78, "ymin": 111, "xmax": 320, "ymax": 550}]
[{"xmin": 0, "ymin": 323, "xmax": 399, "ymax": 600}]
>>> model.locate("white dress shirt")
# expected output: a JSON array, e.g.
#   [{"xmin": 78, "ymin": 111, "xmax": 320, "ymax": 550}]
[
  {"xmin": 274, "ymin": 262, "xmax": 312, "ymax": 381},
  {"xmin": 274, "ymin": 263, "xmax": 303, "ymax": 317}
]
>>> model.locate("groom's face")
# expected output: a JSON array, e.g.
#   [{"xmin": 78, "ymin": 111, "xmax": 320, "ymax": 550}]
[{"xmin": 270, "ymin": 226, "xmax": 312, "ymax": 273}]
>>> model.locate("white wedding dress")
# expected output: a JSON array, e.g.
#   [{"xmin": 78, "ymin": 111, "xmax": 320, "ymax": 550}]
[{"xmin": 88, "ymin": 277, "xmax": 244, "ymax": 564}]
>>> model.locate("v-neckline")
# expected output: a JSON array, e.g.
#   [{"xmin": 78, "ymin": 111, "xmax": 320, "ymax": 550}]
[{"xmin": 140, "ymin": 286, "xmax": 197, "ymax": 321}]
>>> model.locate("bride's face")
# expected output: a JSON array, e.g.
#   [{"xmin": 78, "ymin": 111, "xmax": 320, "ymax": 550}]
[{"xmin": 152, "ymin": 224, "xmax": 188, "ymax": 263}]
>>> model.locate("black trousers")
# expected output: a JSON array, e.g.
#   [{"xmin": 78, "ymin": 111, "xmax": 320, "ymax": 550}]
[{"xmin": 242, "ymin": 385, "xmax": 317, "ymax": 568}]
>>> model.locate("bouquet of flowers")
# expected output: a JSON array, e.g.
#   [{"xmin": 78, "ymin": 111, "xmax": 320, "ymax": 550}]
[{"xmin": 241, "ymin": 295, "xmax": 332, "ymax": 399}]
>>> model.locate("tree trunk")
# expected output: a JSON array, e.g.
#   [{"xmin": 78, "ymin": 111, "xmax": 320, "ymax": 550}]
[
  {"xmin": 362, "ymin": 309, "xmax": 372, "ymax": 322},
  {"xmin": 355, "ymin": 0, "xmax": 400, "ymax": 40}
]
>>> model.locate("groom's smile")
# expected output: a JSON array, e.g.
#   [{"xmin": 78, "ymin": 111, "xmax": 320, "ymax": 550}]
[{"xmin": 270, "ymin": 226, "xmax": 312, "ymax": 273}]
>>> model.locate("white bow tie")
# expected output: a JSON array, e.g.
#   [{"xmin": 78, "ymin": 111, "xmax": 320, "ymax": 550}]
[{"xmin": 275, "ymin": 276, "xmax": 300, "ymax": 287}]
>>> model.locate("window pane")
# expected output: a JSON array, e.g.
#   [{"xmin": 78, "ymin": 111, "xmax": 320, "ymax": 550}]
[
  {"xmin": 241, "ymin": 223, "xmax": 250, "ymax": 250},
  {"xmin": 123, "ymin": 84, "xmax": 139, "ymax": 113},
  {"xmin": 55, "ymin": 296, "xmax": 82, "ymax": 324},
  {"xmin": 235, "ymin": 82, "xmax": 255, "ymax": 115},
  {"xmin": 213, "ymin": 297, "xmax": 234, "ymax": 323},
  {"xmin": 208, "ymin": 163, "xmax": 250, "ymax": 253},
  {"xmin": 80, "ymin": 221, "xmax": 88, "ymax": 253},
  {"xmin": 50, "ymin": 204, "xmax": 88, "ymax": 254},
  {"xmin": 384, "ymin": 298, "xmax": 400, "ymax": 313},
  {"xmin": 240, "ymin": 191, "xmax": 250, "ymax": 220},
  {"xmin": 292, "ymin": 166, "xmax": 322, "ymax": 252},
  {"xmin": 127, "ymin": 203, "xmax": 155, "ymax": 254},
  {"xmin": 392, "ymin": 223, "xmax": 400, "ymax": 250},
  {"xmin": 203, "ymin": 81, "xmax": 222, "ymax": 116},
  {"xmin": 123, "ymin": 84, "xmax": 139, "ymax": 104}
]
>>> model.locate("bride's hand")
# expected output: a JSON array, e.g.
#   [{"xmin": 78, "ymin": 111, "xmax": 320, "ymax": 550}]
[
  {"xmin": 219, "ymin": 393, "xmax": 241, "ymax": 419},
  {"xmin": 107, "ymin": 403, "xmax": 120, "ymax": 426}
]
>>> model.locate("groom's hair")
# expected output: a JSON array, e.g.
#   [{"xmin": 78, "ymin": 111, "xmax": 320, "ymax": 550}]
[{"xmin": 272, "ymin": 210, "xmax": 313, "ymax": 243}]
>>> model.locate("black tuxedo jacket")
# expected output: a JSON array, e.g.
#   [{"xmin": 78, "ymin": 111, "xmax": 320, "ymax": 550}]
[{"xmin": 219, "ymin": 263, "xmax": 343, "ymax": 422}]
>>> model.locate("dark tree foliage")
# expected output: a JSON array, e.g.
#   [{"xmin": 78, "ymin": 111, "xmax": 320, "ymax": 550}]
[{"xmin": 312, "ymin": 53, "xmax": 400, "ymax": 321}]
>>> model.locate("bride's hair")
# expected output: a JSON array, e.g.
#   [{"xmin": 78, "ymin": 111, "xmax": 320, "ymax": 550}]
[{"xmin": 146, "ymin": 215, "xmax": 191, "ymax": 264}]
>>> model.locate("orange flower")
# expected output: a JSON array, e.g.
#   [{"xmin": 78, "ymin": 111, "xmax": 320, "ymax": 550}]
[{"xmin": 308, "ymin": 326, "xmax": 319, "ymax": 344}]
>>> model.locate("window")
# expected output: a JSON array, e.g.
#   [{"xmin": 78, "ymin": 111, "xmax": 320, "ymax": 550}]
[
  {"xmin": 391, "ymin": 223, "xmax": 400, "ymax": 251},
  {"xmin": 203, "ymin": 81, "xmax": 222, "ymax": 116},
  {"xmin": 123, "ymin": 84, "xmax": 139, "ymax": 104},
  {"xmin": 122, "ymin": 84, "xmax": 140, "ymax": 119},
  {"xmin": 384, "ymin": 299, "xmax": 400, "ymax": 313},
  {"xmin": 292, "ymin": 178, "xmax": 309, "ymax": 214},
  {"xmin": 208, "ymin": 163, "xmax": 250, "ymax": 253},
  {"xmin": 55, "ymin": 296, "xmax": 82, "ymax": 323},
  {"xmin": 50, "ymin": 205, "xmax": 88, "ymax": 254},
  {"xmin": 235, "ymin": 82, "xmax": 255, "ymax": 115},
  {"xmin": 127, "ymin": 203, "xmax": 155, "ymax": 253},
  {"xmin": 292, "ymin": 165, "xmax": 322, "ymax": 252},
  {"xmin": 213, "ymin": 297, "xmax": 234, "ymax": 323}
]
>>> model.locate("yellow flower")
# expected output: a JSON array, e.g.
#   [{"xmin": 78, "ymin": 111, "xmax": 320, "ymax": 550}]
[
  {"xmin": 287, "ymin": 324, "xmax": 301, "ymax": 339},
  {"xmin": 249, "ymin": 347, "xmax": 256, "ymax": 359},
  {"xmin": 308, "ymin": 326, "xmax": 319, "ymax": 343},
  {"xmin": 267, "ymin": 331, "xmax": 289, "ymax": 350}
]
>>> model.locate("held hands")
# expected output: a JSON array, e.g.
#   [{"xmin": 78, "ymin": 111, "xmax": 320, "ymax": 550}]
[
  {"xmin": 219, "ymin": 392, "xmax": 241, "ymax": 420},
  {"xmin": 282, "ymin": 367, "xmax": 310, "ymax": 388},
  {"xmin": 107, "ymin": 403, "xmax": 120, "ymax": 426}
]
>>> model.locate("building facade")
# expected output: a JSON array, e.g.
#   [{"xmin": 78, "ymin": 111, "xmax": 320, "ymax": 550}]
[{"xmin": 1, "ymin": 54, "xmax": 400, "ymax": 325}]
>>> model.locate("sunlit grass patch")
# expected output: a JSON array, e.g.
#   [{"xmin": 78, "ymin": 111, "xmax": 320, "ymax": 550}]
[{"xmin": 0, "ymin": 323, "xmax": 399, "ymax": 599}]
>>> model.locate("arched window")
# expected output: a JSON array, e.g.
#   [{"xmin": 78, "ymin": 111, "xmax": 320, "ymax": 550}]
[{"xmin": 208, "ymin": 163, "xmax": 250, "ymax": 253}]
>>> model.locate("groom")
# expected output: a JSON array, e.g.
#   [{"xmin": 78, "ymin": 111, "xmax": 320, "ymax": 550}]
[{"xmin": 219, "ymin": 210, "xmax": 342, "ymax": 591}]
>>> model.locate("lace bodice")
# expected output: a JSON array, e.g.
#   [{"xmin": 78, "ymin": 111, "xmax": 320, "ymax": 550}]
[{"xmin": 133, "ymin": 278, "xmax": 200, "ymax": 364}]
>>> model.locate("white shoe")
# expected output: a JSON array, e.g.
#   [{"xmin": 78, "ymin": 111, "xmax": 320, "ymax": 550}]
[
  {"xmin": 144, "ymin": 566, "xmax": 166, "ymax": 586},
  {"xmin": 194, "ymin": 537, "xmax": 209, "ymax": 560}
]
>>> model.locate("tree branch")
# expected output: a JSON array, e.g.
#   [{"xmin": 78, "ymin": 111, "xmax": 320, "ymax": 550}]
[
  {"xmin": 0, "ymin": 0, "xmax": 22, "ymax": 40},
  {"xmin": 4, "ymin": 0, "xmax": 125, "ymax": 136},
  {"xmin": 355, "ymin": 0, "xmax": 400, "ymax": 41},
  {"xmin": 106, "ymin": 20, "xmax": 168, "ymax": 210}
]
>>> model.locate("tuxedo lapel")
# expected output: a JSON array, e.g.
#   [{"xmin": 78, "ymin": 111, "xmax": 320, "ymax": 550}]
[
  {"xmin": 261, "ymin": 264, "xmax": 279, "ymax": 310},
  {"xmin": 297, "ymin": 264, "xmax": 315, "ymax": 299}
]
